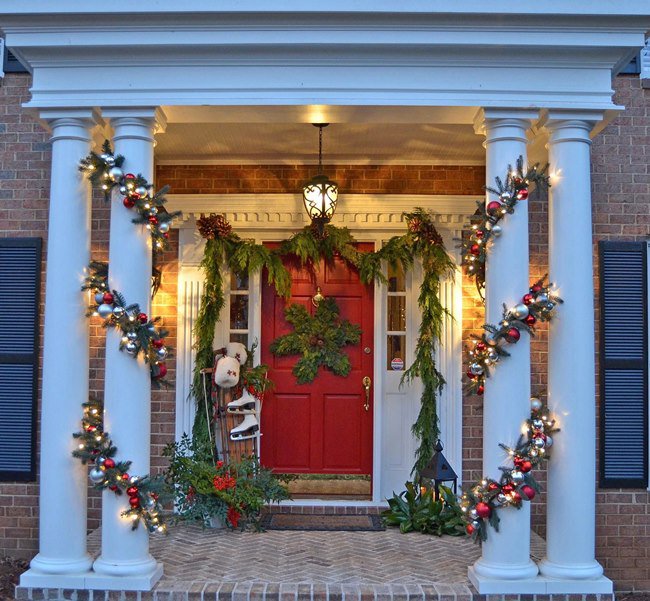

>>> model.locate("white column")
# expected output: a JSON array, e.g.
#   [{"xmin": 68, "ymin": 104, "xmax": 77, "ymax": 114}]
[
  {"xmin": 91, "ymin": 108, "xmax": 165, "ymax": 589},
  {"xmin": 469, "ymin": 110, "xmax": 540, "ymax": 592},
  {"xmin": 21, "ymin": 111, "xmax": 98, "ymax": 587},
  {"xmin": 538, "ymin": 114, "xmax": 611, "ymax": 592}
]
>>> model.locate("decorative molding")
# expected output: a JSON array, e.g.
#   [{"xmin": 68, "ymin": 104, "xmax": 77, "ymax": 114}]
[{"xmin": 166, "ymin": 193, "xmax": 477, "ymax": 230}]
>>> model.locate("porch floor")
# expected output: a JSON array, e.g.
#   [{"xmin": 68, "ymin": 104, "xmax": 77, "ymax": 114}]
[{"xmin": 18, "ymin": 518, "xmax": 607, "ymax": 601}]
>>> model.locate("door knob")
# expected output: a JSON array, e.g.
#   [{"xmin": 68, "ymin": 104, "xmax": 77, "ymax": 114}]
[{"xmin": 362, "ymin": 376, "xmax": 371, "ymax": 411}]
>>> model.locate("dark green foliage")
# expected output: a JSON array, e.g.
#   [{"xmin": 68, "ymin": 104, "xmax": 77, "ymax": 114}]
[
  {"xmin": 278, "ymin": 224, "xmax": 360, "ymax": 269},
  {"xmin": 163, "ymin": 435, "xmax": 290, "ymax": 530},
  {"xmin": 382, "ymin": 483, "xmax": 466, "ymax": 536},
  {"xmin": 270, "ymin": 298, "xmax": 361, "ymax": 384}
]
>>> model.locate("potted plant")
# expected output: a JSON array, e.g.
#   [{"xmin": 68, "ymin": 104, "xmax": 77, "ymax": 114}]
[{"xmin": 163, "ymin": 435, "xmax": 290, "ymax": 530}]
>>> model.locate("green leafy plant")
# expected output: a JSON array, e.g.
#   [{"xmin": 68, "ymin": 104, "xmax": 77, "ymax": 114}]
[
  {"xmin": 382, "ymin": 482, "xmax": 466, "ymax": 537},
  {"xmin": 163, "ymin": 435, "xmax": 290, "ymax": 530}
]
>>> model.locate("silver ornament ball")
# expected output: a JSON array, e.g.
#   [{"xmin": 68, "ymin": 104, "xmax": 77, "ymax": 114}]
[
  {"xmin": 533, "ymin": 437, "xmax": 546, "ymax": 449},
  {"xmin": 510, "ymin": 470, "xmax": 524, "ymax": 483},
  {"xmin": 94, "ymin": 292, "xmax": 105, "ymax": 304},
  {"xmin": 511, "ymin": 303, "xmax": 529, "ymax": 320},
  {"xmin": 471, "ymin": 520, "xmax": 481, "ymax": 529},
  {"xmin": 496, "ymin": 493, "xmax": 508, "ymax": 505},
  {"xmin": 97, "ymin": 303, "xmax": 114, "ymax": 319},
  {"xmin": 485, "ymin": 333, "xmax": 498, "ymax": 346},
  {"xmin": 125, "ymin": 341, "xmax": 138, "ymax": 355},
  {"xmin": 529, "ymin": 448, "xmax": 539, "ymax": 457},
  {"xmin": 156, "ymin": 347, "xmax": 168, "ymax": 360},
  {"xmin": 545, "ymin": 436, "xmax": 553, "ymax": 448},
  {"xmin": 500, "ymin": 191, "xmax": 512, "ymax": 201},
  {"xmin": 530, "ymin": 397, "xmax": 543, "ymax": 412},
  {"xmin": 532, "ymin": 419, "xmax": 544, "ymax": 430},
  {"xmin": 96, "ymin": 456, "xmax": 106, "ymax": 467},
  {"xmin": 119, "ymin": 185, "xmax": 128, "ymax": 195},
  {"xmin": 487, "ymin": 349, "xmax": 499, "ymax": 362},
  {"xmin": 469, "ymin": 362, "xmax": 484, "ymax": 376},
  {"xmin": 535, "ymin": 292, "xmax": 549, "ymax": 305},
  {"xmin": 107, "ymin": 166, "xmax": 124, "ymax": 183},
  {"xmin": 546, "ymin": 302, "xmax": 556, "ymax": 311},
  {"xmin": 469, "ymin": 508, "xmax": 478, "ymax": 519},
  {"xmin": 126, "ymin": 331, "xmax": 138, "ymax": 341},
  {"xmin": 135, "ymin": 186, "xmax": 148, "ymax": 198},
  {"xmin": 158, "ymin": 221, "xmax": 170, "ymax": 234},
  {"xmin": 149, "ymin": 207, "xmax": 158, "ymax": 216},
  {"xmin": 113, "ymin": 306, "xmax": 125, "ymax": 319},
  {"xmin": 89, "ymin": 467, "xmax": 105, "ymax": 483},
  {"xmin": 491, "ymin": 224, "xmax": 502, "ymax": 237}
]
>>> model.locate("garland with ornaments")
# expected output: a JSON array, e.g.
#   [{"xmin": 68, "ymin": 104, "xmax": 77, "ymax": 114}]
[
  {"xmin": 460, "ymin": 156, "xmax": 549, "ymax": 297},
  {"xmin": 79, "ymin": 141, "xmax": 181, "ymax": 251},
  {"xmin": 461, "ymin": 396, "xmax": 558, "ymax": 541},
  {"xmin": 81, "ymin": 261, "xmax": 170, "ymax": 382},
  {"xmin": 457, "ymin": 156, "xmax": 559, "ymax": 542},
  {"xmin": 465, "ymin": 277, "xmax": 563, "ymax": 395},
  {"xmin": 72, "ymin": 399, "xmax": 167, "ymax": 533},
  {"xmin": 192, "ymin": 209, "xmax": 455, "ymax": 475}
]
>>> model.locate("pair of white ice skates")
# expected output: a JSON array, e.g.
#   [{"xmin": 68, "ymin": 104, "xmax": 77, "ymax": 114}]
[{"xmin": 227, "ymin": 389, "xmax": 260, "ymax": 441}]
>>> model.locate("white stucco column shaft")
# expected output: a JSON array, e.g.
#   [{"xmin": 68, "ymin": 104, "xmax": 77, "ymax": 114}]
[
  {"xmin": 25, "ymin": 111, "xmax": 98, "ymax": 581},
  {"xmin": 539, "ymin": 114, "xmax": 609, "ymax": 586},
  {"xmin": 92, "ymin": 108, "xmax": 165, "ymax": 587},
  {"xmin": 470, "ymin": 110, "xmax": 539, "ymax": 590}
]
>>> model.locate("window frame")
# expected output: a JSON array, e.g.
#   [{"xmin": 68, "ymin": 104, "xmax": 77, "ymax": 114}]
[
  {"xmin": 0, "ymin": 238, "xmax": 42, "ymax": 482},
  {"xmin": 597, "ymin": 240, "xmax": 649, "ymax": 489}
]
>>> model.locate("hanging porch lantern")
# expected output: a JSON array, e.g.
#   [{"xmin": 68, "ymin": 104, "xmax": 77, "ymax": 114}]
[
  {"xmin": 420, "ymin": 439, "xmax": 458, "ymax": 500},
  {"xmin": 302, "ymin": 123, "xmax": 338, "ymax": 233}
]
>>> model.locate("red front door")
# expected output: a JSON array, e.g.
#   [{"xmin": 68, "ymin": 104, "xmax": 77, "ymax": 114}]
[{"xmin": 260, "ymin": 244, "xmax": 374, "ymax": 475}]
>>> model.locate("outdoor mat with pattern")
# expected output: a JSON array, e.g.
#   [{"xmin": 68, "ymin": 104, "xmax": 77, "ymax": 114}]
[{"xmin": 261, "ymin": 512, "xmax": 385, "ymax": 532}]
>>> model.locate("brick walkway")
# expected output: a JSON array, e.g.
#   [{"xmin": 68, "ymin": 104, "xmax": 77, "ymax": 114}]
[{"xmin": 17, "ymin": 519, "xmax": 608, "ymax": 601}]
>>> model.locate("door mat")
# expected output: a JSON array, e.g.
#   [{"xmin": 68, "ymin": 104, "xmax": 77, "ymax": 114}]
[{"xmin": 261, "ymin": 513, "xmax": 385, "ymax": 532}]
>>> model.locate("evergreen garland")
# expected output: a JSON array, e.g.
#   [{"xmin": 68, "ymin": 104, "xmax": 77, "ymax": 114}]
[{"xmin": 270, "ymin": 298, "xmax": 362, "ymax": 384}]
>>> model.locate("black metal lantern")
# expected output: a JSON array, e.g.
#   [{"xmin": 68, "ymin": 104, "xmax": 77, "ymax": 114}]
[
  {"xmin": 420, "ymin": 440, "xmax": 458, "ymax": 500},
  {"xmin": 302, "ymin": 123, "xmax": 338, "ymax": 232}
]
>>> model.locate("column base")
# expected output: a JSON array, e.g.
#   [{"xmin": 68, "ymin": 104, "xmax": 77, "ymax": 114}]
[
  {"xmin": 85, "ymin": 562, "xmax": 163, "ymax": 591},
  {"xmin": 20, "ymin": 567, "xmax": 91, "ymax": 590},
  {"xmin": 469, "ymin": 563, "xmax": 544, "ymax": 594},
  {"xmin": 469, "ymin": 566, "xmax": 613, "ymax": 595},
  {"xmin": 538, "ymin": 557, "xmax": 607, "ymax": 581}
]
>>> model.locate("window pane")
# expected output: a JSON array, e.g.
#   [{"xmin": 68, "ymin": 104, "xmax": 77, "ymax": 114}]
[
  {"xmin": 387, "ymin": 335, "xmax": 406, "ymax": 371},
  {"xmin": 387, "ymin": 296, "xmax": 406, "ymax": 332},
  {"xmin": 229, "ymin": 295, "xmax": 249, "ymax": 330},
  {"xmin": 387, "ymin": 263, "xmax": 405, "ymax": 292},
  {"xmin": 230, "ymin": 272, "xmax": 249, "ymax": 290},
  {"xmin": 230, "ymin": 333, "xmax": 248, "ymax": 346}
]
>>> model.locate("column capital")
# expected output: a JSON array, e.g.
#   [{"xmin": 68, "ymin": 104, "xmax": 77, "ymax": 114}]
[
  {"xmin": 38, "ymin": 108, "xmax": 102, "ymax": 143},
  {"xmin": 473, "ymin": 108, "xmax": 540, "ymax": 138},
  {"xmin": 102, "ymin": 107, "xmax": 167, "ymax": 141},
  {"xmin": 541, "ymin": 109, "xmax": 611, "ymax": 145}
]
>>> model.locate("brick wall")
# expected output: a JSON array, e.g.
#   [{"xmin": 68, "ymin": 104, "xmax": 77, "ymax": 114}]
[{"xmin": 0, "ymin": 71, "xmax": 648, "ymax": 590}]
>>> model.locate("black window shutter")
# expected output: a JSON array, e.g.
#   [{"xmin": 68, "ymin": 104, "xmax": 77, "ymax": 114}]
[
  {"xmin": 0, "ymin": 239, "xmax": 42, "ymax": 481},
  {"xmin": 599, "ymin": 241, "xmax": 648, "ymax": 488}
]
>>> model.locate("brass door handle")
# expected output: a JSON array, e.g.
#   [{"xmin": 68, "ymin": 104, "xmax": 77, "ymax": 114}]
[{"xmin": 362, "ymin": 376, "xmax": 371, "ymax": 411}]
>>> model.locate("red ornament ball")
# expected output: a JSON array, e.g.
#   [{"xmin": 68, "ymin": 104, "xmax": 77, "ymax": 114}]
[
  {"xmin": 148, "ymin": 216, "xmax": 159, "ymax": 225},
  {"xmin": 152, "ymin": 339, "xmax": 165, "ymax": 349},
  {"xmin": 129, "ymin": 496, "xmax": 140, "ymax": 508},
  {"xmin": 523, "ymin": 293, "xmax": 534, "ymax": 305},
  {"xmin": 163, "ymin": 232, "xmax": 169, "ymax": 239},
  {"xmin": 516, "ymin": 188, "xmax": 529, "ymax": 201},
  {"xmin": 502, "ymin": 483, "xmax": 514, "ymax": 494},
  {"xmin": 521, "ymin": 485, "xmax": 536, "ymax": 500},
  {"xmin": 123, "ymin": 197, "xmax": 136, "ymax": 209},
  {"xmin": 109, "ymin": 485, "xmax": 118, "ymax": 492},
  {"xmin": 125, "ymin": 173, "xmax": 136, "ymax": 180},
  {"xmin": 511, "ymin": 491, "xmax": 522, "ymax": 503},
  {"xmin": 470, "ymin": 243, "xmax": 480, "ymax": 256},
  {"xmin": 466, "ymin": 524, "xmax": 475, "ymax": 535},
  {"xmin": 513, "ymin": 177, "xmax": 523, "ymax": 186},
  {"xmin": 521, "ymin": 460, "xmax": 533, "ymax": 473},
  {"xmin": 102, "ymin": 292, "xmax": 114, "ymax": 304},
  {"xmin": 126, "ymin": 486, "xmax": 139, "ymax": 497},
  {"xmin": 486, "ymin": 201, "xmax": 502, "ymax": 215},
  {"xmin": 531, "ymin": 284, "xmax": 542, "ymax": 293},
  {"xmin": 476, "ymin": 341, "xmax": 487, "ymax": 352},
  {"xmin": 475, "ymin": 502, "xmax": 491, "ymax": 519},
  {"xmin": 138, "ymin": 312, "xmax": 148, "ymax": 324},
  {"xmin": 466, "ymin": 369, "xmax": 477, "ymax": 380},
  {"xmin": 475, "ymin": 230, "xmax": 485, "ymax": 239},
  {"xmin": 477, "ymin": 384, "xmax": 485, "ymax": 395},
  {"xmin": 154, "ymin": 363, "xmax": 168, "ymax": 379},
  {"xmin": 525, "ymin": 314, "xmax": 537, "ymax": 326},
  {"xmin": 122, "ymin": 473, "xmax": 130, "ymax": 481},
  {"xmin": 488, "ymin": 482, "xmax": 500, "ymax": 491},
  {"xmin": 104, "ymin": 458, "xmax": 115, "ymax": 469},
  {"xmin": 505, "ymin": 327, "xmax": 521, "ymax": 343}
]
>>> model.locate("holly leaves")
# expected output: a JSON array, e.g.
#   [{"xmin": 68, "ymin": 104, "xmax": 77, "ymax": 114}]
[{"xmin": 270, "ymin": 298, "xmax": 361, "ymax": 384}]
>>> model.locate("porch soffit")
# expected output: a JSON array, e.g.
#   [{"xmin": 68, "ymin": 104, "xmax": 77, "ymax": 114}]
[{"xmin": 1, "ymin": 4, "xmax": 648, "ymax": 112}]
